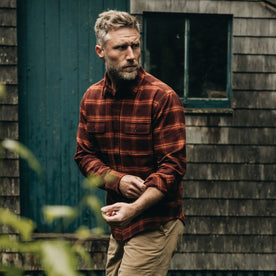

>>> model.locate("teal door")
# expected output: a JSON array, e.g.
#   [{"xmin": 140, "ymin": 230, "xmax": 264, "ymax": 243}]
[{"xmin": 17, "ymin": 0, "xmax": 129, "ymax": 232}]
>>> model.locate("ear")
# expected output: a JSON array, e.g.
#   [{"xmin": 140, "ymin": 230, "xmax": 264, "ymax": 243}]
[{"xmin": 95, "ymin": 45, "xmax": 104, "ymax": 59}]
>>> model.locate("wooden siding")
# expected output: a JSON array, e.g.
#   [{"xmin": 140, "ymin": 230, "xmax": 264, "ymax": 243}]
[
  {"xmin": 0, "ymin": 0, "xmax": 19, "ymax": 217},
  {"xmin": 1, "ymin": 0, "xmax": 275, "ymax": 274},
  {"xmin": 131, "ymin": 0, "xmax": 276, "ymax": 272}
]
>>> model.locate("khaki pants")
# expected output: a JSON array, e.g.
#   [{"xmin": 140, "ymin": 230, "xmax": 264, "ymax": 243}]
[{"xmin": 106, "ymin": 219, "xmax": 184, "ymax": 276}]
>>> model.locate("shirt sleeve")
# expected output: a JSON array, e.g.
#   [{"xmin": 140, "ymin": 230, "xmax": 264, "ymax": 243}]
[
  {"xmin": 144, "ymin": 90, "xmax": 186, "ymax": 196},
  {"xmin": 74, "ymin": 97, "xmax": 125, "ymax": 194}
]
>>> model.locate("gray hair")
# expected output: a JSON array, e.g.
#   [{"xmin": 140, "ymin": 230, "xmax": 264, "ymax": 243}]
[{"xmin": 94, "ymin": 10, "xmax": 140, "ymax": 46}]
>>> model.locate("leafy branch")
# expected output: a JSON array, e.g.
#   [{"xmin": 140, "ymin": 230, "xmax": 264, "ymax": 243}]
[{"xmin": 0, "ymin": 137, "xmax": 106, "ymax": 275}]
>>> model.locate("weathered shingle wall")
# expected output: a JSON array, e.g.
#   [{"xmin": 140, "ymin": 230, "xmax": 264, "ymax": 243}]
[
  {"xmin": 0, "ymin": 0, "xmax": 19, "ymax": 215},
  {"xmin": 131, "ymin": 0, "xmax": 276, "ymax": 271},
  {"xmin": 0, "ymin": 0, "xmax": 275, "ymax": 273}
]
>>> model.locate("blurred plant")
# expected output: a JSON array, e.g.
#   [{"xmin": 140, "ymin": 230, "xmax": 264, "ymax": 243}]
[
  {"xmin": 0, "ymin": 83, "xmax": 6, "ymax": 98},
  {"xmin": 0, "ymin": 138, "xmax": 106, "ymax": 275},
  {"xmin": 2, "ymin": 139, "xmax": 43, "ymax": 178}
]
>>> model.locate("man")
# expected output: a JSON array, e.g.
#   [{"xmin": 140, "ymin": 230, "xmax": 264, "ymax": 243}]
[{"xmin": 74, "ymin": 10, "xmax": 186, "ymax": 276}]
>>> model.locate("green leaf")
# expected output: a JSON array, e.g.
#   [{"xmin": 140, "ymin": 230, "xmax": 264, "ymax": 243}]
[
  {"xmin": 75, "ymin": 226, "xmax": 92, "ymax": 240},
  {"xmin": 82, "ymin": 175, "xmax": 104, "ymax": 190},
  {"xmin": 90, "ymin": 227, "xmax": 104, "ymax": 235},
  {"xmin": 85, "ymin": 196, "xmax": 105, "ymax": 230},
  {"xmin": 0, "ymin": 235, "xmax": 21, "ymax": 251},
  {"xmin": 73, "ymin": 244, "xmax": 92, "ymax": 269},
  {"xmin": 0, "ymin": 236, "xmax": 42, "ymax": 254},
  {"xmin": 0, "ymin": 208, "xmax": 35, "ymax": 241},
  {"xmin": 85, "ymin": 196, "xmax": 102, "ymax": 213},
  {"xmin": 40, "ymin": 240, "xmax": 81, "ymax": 276},
  {"xmin": 1, "ymin": 139, "xmax": 43, "ymax": 177},
  {"xmin": 0, "ymin": 264, "xmax": 24, "ymax": 276},
  {"xmin": 42, "ymin": 206, "xmax": 77, "ymax": 224},
  {"xmin": 0, "ymin": 83, "xmax": 6, "ymax": 98}
]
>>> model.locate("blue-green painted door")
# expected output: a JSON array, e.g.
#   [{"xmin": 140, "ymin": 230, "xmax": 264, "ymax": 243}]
[{"xmin": 17, "ymin": 0, "xmax": 129, "ymax": 232}]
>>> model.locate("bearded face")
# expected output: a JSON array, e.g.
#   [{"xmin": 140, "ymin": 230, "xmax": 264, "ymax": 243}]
[{"xmin": 96, "ymin": 28, "xmax": 141, "ymax": 83}]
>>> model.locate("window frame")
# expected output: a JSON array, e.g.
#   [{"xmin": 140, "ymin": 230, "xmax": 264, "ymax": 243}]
[{"xmin": 142, "ymin": 12, "xmax": 233, "ymax": 108}]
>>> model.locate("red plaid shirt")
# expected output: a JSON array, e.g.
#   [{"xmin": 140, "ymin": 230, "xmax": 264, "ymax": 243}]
[{"xmin": 74, "ymin": 67, "xmax": 186, "ymax": 241}]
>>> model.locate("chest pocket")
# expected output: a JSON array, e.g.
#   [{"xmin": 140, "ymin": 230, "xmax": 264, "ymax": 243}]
[
  {"xmin": 123, "ymin": 122, "xmax": 151, "ymax": 135},
  {"xmin": 87, "ymin": 122, "xmax": 105, "ymax": 134}
]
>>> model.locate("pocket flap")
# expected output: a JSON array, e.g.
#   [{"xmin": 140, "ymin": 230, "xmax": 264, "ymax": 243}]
[{"xmin": 123, "ymin": 122, "xmax": 150, "ymax": 135}]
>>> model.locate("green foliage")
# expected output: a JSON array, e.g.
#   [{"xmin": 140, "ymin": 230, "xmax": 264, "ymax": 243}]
[
  {"xmin": 43, "ymin": 206, "xmax": 78, "ymax": 224},
  {"xmin": 40, "ymin": 241, "xmax": 80, "ymax": 276},
  {"xmin": 0, "ymin": 208, "xmax": 35, "ymax": 241},
  {"xmin": 0, "ymin": 83, "xmax": 6, "ymax": 98},
  {"xmin": 0, "ymin": 138, "xmax": 106, "ymax": 275},
  {"xmin": 2, "ymin": 139, "xmax": 43, "ymax": 178}
]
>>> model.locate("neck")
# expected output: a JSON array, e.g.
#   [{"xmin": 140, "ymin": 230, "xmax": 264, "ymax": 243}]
[
  {"xmin": 107, "ymin": 72, "xmax": 137, "ymax": 91},
  {"xmin": 109, "ymin": 74, "xmax": 119, "ymax": 90}
]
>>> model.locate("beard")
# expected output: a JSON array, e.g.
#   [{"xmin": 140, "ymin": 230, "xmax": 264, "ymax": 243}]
[{"xmin": 105, "ymin": 59, "xmax": 140, "ymax": 83}]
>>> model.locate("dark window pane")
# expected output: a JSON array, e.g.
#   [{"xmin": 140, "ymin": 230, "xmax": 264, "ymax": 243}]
[
  {"xmin": 188, "ymin": 15, "xmax": 229, "ymax": 98},
  {"xmin": 144, "ymin": 14, "xmax": 185, "ymax": 96}
]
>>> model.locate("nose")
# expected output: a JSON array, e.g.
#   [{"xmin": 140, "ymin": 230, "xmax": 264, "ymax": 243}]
[{"xmin": 126, "ymin": 46, "xmax": 135, "ymax": 60}]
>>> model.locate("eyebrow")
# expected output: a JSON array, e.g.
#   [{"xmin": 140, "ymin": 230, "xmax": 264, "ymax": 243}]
[{"xmin": 113, "ymin": 41, "xmax": 140, "ymax": 49}]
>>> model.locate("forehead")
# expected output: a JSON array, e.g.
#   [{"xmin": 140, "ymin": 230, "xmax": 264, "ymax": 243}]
[{"xmin": 106, "ymin": 27, "xmax": 140, "ymax": 45}]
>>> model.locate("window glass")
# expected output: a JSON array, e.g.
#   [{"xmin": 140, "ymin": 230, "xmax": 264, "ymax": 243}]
[
  {"xmin": 189, "ymin": 15, "xmax": 228, "ymax": 99},
  {"xmin": 144, "ymin": 14, "xmax": 185, "ymax": 97},
  {"xmin": 143, "ymin": 12, "xmax": 231, "ymax": 107}
]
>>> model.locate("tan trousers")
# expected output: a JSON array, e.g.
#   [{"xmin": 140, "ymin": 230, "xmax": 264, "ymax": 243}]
[{"xmin": 106, "ymin": 219, "xmax": 184, "ymax": 276}]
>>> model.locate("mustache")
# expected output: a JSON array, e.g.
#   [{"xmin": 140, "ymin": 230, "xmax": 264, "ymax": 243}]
[{"xmin": 122, "ymin": 61, "xmax": 139, "ymax": 68}]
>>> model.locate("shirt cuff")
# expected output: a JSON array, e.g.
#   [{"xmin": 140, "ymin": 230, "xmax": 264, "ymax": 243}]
[
  {"xmin": 103, "ymin": 170, "xmax": 126, "ymax": 194},
  {"xmin": 145, "ymin": 172, "xmax": 176, "ymax": 195}
]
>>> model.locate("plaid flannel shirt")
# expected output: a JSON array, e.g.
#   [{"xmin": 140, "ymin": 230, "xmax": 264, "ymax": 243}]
[{"xmin": 74, "ymin": 67, "xmax": 186, "ymax": 241}]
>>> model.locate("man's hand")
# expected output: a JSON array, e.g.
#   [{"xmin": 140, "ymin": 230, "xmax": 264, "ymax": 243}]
[
  {"xmin": 119, "ymin": 175, "xmax": 146, "ymax": 199},
  {"xmin": 101, "ymin": 187, "xmax": 164, "ymax": 228},
  {"xmin": 101, "ymin": 202, "xmax": 136, "ymax": 228}
]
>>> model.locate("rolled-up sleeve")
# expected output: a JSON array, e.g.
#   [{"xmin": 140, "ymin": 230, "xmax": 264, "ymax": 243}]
[
  {"xmin": 144, "ymin": 90, "xmax": 186, "ymax": 196},
  {"xmin": 74, "ymin": 97, "xmax": 125, "ymax": 194}
]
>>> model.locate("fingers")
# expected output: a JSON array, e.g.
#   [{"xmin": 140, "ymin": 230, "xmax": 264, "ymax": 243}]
[
  {"xmin": 101, "ymin": 203, "xmax": 135, "ymax": 228},
  {"xmin": 101, "ymin": 204, "xmax": 118, "ymax": 215},
  {"xmin": 102, "ymin": 210, "xmax": 117, "ymax": 217},
  {"xmin": 101, "ymin": 208, "xmax": 122, "ymax": 227},
  {"xmin": 119, "ymin": 175, "xmax": 146, "ymax": 198},
  {"xmin": 134, "ymin": 176, "xmax": 144, "ymax": 183},
  {"xmin": 101, "ymin": 206, "xmax": 118, "ymax": 224},
  {"xmin": 134, "ymin": 176, "xmax": 146, "ymax": 192}
]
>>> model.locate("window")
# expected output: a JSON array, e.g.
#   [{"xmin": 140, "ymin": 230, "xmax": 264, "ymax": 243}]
[{"xmin": 143, "ymin": 12, "xmax": 232, "ymax": 108}]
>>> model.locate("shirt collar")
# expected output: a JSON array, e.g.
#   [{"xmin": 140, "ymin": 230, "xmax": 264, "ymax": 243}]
[{"xmin": 102, "ymin": 66, "xmax": 145, "ymax": 97}]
